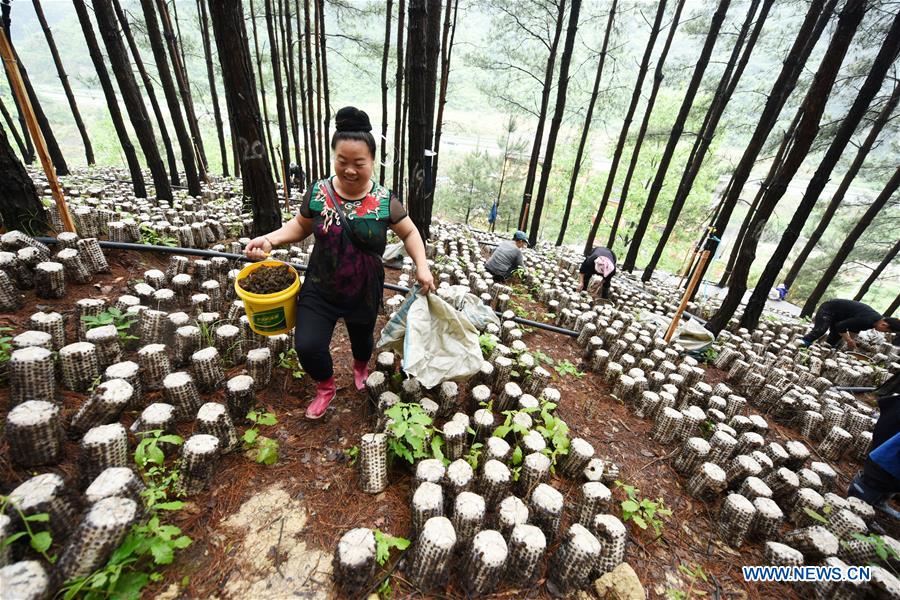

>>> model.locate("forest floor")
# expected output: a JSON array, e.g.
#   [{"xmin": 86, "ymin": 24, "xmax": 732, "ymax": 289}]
[{"xmin": 0, "ymin": 248, "xmax": 888, "ymax": 600}]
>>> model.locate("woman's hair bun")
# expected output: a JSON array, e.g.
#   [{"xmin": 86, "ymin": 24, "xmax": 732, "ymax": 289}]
[{"xmin": 335, "ymin": 106, "xmax": 372, "ymax": 133}]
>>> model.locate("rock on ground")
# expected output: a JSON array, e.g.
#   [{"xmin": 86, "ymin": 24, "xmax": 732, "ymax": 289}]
[
  {"xmin": 594, "ymin": 562, "xmax": 645, "ymax": 600},
  {"xmin": 221, "ymin": 484, "xmax": 332, "ymax": 599}
]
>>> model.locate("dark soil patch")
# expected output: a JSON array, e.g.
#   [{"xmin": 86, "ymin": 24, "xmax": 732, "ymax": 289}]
[{"xmin": 237, "ymin": 263, "xmax": 296, "ymax": 294}]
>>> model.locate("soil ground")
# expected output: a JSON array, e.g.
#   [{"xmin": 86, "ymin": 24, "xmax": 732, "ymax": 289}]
[{"xmin": 0, "ymin": 249, "xmax": 889, "ymax": 600}]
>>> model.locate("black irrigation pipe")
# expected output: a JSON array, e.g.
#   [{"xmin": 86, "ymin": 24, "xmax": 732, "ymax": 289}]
[{"xmin": 36, "ymin": 238, "xmax": 580, "ymax": 338}]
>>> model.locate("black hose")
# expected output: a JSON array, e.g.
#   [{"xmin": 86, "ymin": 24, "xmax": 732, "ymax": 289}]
[
  {"xmin": 833, "ymin": 386, "xmax": 877, "ymax": 394},
  {"xmin": 36, "ymin": 238, "xmax": 580, "ymax": 337}
]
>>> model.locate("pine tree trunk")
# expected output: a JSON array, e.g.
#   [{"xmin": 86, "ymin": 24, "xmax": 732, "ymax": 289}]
[
  {"xmin": 2, "ymin": 63, "xmax": 33, "ymax": 163},
  {"xmin": 156, "ymin": 0, "xmax": 207, "ymax": 175},
  {"xmin": 741, "ymin": 6, "xmax": 899, "ymax": 329},
  {"xmin": 556, "ymin": 0, "xmax": 616, "ymax": 246},
  {"xmin": 170, "ymin": 0, "xmax": 189, "ymax": 79},
  {"xmin": 380, "ymin": 0, "xmax": 393, "ymax": 185},
  {"xmin": 783, "ymin": 82, "xmax": 900, "ymax": 290},
  {"xmin": 303, "ymin": 0, "xmax": 319, "ymax": 179},
  {"xmin": 392, "ymin": 0, "xmax": 406, "ymax": 193},
  {"xmin": 584, "ymin": 0, "xmax": 673, "ymax": 254},
  {"xmin": 527, "ymin": 0, "xmax": 581, "ymax": 246},
  {"xmin": 399, "ymin": 37, "xmax": 410, "ymax": 200},
  {"xmin": 421, "ymin": 0, "xmax": 442, "ymax": 226},
  {"xmin": 608, "ymin": 0, "xmax": 685, "ymax": 252},
  {"xmin": 431, "ymin": 0, "xmax": 459, "ymax": 189},
  {"xmin": 0, "ymin": 94, "xmax": 27, "ymax": 160},
  {"xmin": 518, "ymin": 0, "xmax": 566, "ymax": 230},
  {"xmin": 113, "ymin": 0, "xmax": 180, "ymax": 187},
  {"xmin": 801, "ymin": 166, "xmax": 900, "ymax": 316},
  {"xmin": 313, "ymin": 0, "xmax": 325, "ymax": 173},
  {"xmin": 623, "ymin": 0, "xmax": 732, "ymax": 274},
  {"xmin": 854, "ymin": 237, "xmax": 900, "ymax": 302},
  {"xmin": 642, "ymin": 0, "xmax": 771, "ymax": 280},
  {"xmin": 208, "ymin": 0, "xmax": 280, "ymax": 233},
  {"xmin": 318, "ymin": 0, "xmax": 331, "ymax": 161},
  {"xmin": 885, "ymin": 290, "xmax": 900, "ymax": 317},
  {"xmin": 0, "ymin": 123, "xmax": 45, "ymax": 233},
  {"xmin": 32, "ymin": 0, "xmax": 93, "ymax": 165},
  {"xmin": 93, "ymin": 0, "xmax": 172, "ymax": 199},
  {"xmin": 424, "ymin": 0, "xmax": 441, "ymax": 150},
  {"xmin": 197, "ymin": 0, "xmax": 229, "ymax": 177},
  {"xmin": 715, "ymin": 107, "xmax": 800, "ymax": 289},
  {"xmin": 73, "ymin": 0, "xmax": 146, "ymax": 197},
  {"xmin": 249, "ymin": 0, "xmax": 280, "ymax": 183},
  {"xmin": 282, "ymin": 0, "xmax": 302, "ymax": 166},
  {"xmin": 3, "ymin": 37, "xmax": 68, "ymax": 175},
  {"xmin": 706, "ymin": 0, "xmax": 866, "ymax": 335},
  {"xmin": 407, "ymin": 0, "xmax": 429, "ymax": 237},
  {"xmin": 295, "ymin": 0, "xmax": 310, "ymax": 184},
  {"xmin": 139, "ymin": 0, "xmax": 202, "ymax": 197},
  {"xmin": 265, "ymin": 0, "xmax": 292, "ymax": 184},
  {"xmin": 688, "ymin": 0, "xmax": 837, "ymax": 294}
]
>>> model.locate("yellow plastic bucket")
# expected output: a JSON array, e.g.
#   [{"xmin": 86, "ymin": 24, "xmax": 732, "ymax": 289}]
[{"xmin": 234, "ymin": 260, "xmax": 300, "ymax": 336}]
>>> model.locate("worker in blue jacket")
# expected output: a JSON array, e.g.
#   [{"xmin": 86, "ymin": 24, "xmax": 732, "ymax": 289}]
[{"xmin": 848, "ymin": 377, "xmax": 900, "ymax": 518}]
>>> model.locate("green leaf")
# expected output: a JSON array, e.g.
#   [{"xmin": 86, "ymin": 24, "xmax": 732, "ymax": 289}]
[
  {"xmin": 24, "ymin": 513, "xmax": 50, "ymax": 522},
  {"xmin": 135, "ymin": 443, "xmax": 147, "ymax": 468},
  {"xmin": 621, "ymin": 500, "xmax": 640, "ymax": 513},
  {"xmin": 430, "ymin": 437, "xmax": 446, "ymax": 464},
  {"xmin": 631, "ymin": 515, "xmax": 648, "ymax": 529},
  {"xmin": 256, "ymin": 440, "xmax": 279, "ymax": 465},
  {"xmin": 3, "ymin": 531, "xmax": 28, "ymax": 546},
  {"xmin": 150, "ymin": 540, "xmax": 175, "ymax": 565},
  {"xmin": 242, "ymin": 429, "xmax": 259, "ymax": 445},
  {"xmin": 148, "ymin": 445, "xmax": 165, "ymax": 466},
  {"xmin": 30, "ymin": 531, "xmax": 52, "ymax": 553},
  {"xmin": 158, "ymin": 435, "xmax": 183, "ymax": 445},
  {"xmin": 256, "ymin": 413, "xmax": 277, "ymax": 426},
  {"xmin": 493, "ymin": 425, "xmax": 511, "ymax": 439},
  {"xmin": 392, "ymin": 421, "xmax": 408, "ymax": 439},
  {"xmin": 154, "ymin": 501, "xmax": 185, "ymax": 511},
  {"xmin": 511, "ymin": 445, "xmax": 523, "ymax": 465},
  {"xmin": 172, "ymin": 535, "xmax": 192, "ymax": 549},
  {"xmin": 803, "ymin": 507, "xmax": 828, "ymax": 524}
]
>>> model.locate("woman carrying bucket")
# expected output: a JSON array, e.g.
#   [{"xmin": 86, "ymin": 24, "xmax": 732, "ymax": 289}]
[{"xmin": 245, "ymin": 107, "xmax": 436, "ymax": 419}]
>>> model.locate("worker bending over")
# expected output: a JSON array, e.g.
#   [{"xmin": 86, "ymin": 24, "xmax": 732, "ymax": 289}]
[{"xmin": 801, "ymin": 299, "xmax": 900, "ymax": 350}]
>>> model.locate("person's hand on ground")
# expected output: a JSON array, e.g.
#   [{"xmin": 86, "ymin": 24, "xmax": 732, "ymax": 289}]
[
  {"xmin": 416, "ymin": 266, "xmax": 436, "ymax": 294},
  {"xmin": 244, "ymin": 235, "xmax": 273, "ymax": 260},
  {"xmin": 846, "ymin": 338, "xmax": 858, "ymax": 350}
]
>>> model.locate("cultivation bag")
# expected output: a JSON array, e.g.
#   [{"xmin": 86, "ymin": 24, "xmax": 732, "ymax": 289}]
[{"xmin": 378, "ymin": 284, "xmax": 483, "ymax": 388}]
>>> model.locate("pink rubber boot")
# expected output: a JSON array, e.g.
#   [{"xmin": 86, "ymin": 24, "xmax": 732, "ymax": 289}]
[
  {"xmin": 305, "ymin": 377, "xmax": 336, "ymax": 419},
  {"xmin": 353, "ymin": 359, "xmax": 369, "ymax": 391}
]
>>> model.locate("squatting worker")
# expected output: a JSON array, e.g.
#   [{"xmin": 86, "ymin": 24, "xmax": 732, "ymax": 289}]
[
  {"xmin": 245, "ymin": 106, "xmax": 436, "ymax": 419},
  {"xmin": 485, "ymin": 230, "xmax": 528, "ymax": 281},
  {"xmin": 580, "ymin": 246, "xmax": 616, "ymax": 299},
  {"xmin": 800, "ymin": 298, "xmax": 900, "ymax": 350}
]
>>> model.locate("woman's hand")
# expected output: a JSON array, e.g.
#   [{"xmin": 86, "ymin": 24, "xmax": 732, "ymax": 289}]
[
  {"xmin": 416, "ymin": 265, "xmax": 436, "ymax": 294},
  {"xmin": 244, "ymin": 235, "xmax": 273, "ymax": 260}
]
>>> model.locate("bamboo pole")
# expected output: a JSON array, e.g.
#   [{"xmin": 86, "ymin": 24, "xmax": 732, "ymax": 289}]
[
  {"xmin": 665, "ymin": 249, "xmax": 710, "ymax": 343},
  {"xmin": 0, "ymin": 26, "xmax": 75, "ymax": 232}
]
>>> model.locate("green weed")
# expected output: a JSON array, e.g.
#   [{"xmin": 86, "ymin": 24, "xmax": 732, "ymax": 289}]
[
  {"xmin": 615, "ymin": 480, "xmax": 672, "ymax": 537},
  {"xmin": 243, "ymin": 410, "xmax": 279, "ymax": 465}
]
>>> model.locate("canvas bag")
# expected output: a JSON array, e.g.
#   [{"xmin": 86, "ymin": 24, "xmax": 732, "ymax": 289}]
[{"xmin": 377, "ymin": 284, "xmax": 483, "ymax": 388}]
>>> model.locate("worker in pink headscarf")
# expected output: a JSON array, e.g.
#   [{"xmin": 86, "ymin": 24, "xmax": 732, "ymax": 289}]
[{"xmin": 580, "ymin": 246, "xmax": 617, "ymax": 299}]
